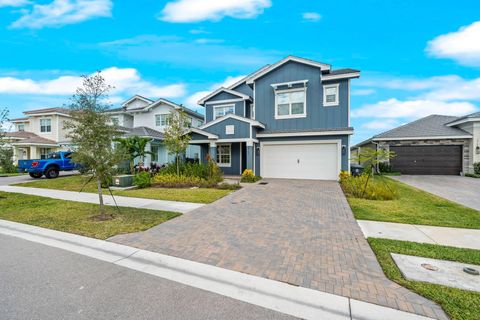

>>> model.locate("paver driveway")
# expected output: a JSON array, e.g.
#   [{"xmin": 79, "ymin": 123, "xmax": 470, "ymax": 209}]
[
  {"xmin": 110, "ymin": 179, "xmax": 446, "ymax": 319},
  {"xmin": 391, "ymin": 175, "xmax": 480, "ymax": 211}
]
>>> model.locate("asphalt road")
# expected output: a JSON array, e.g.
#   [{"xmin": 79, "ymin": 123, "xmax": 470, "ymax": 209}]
[
  {"xmin": 0, "ymin": 171, "xmax": 79, "ymax": 186},
  {"xmin": 0, "ymin": 234, "xmax": 295, "ymax": 320}
]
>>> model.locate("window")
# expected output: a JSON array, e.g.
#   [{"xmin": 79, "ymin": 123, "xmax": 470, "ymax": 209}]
[
  {"xmin": 275, "ymin": 89, "xmax": 306, "ymax": 119},
  {"xmin": 17, "ymin": 124, "xmax": 25, "ymax": 131},
  {"xmin": 214, "ymin": 105, "xmax": 235, "ymax": 119},
  {"xmin": 323, "ymin": 84, "xmax": 339, "ymax": 106},
  {"xmin": 225, "ymin": 125, "xmax": 235, "ymax": 135},
  {"xmin": 151, "ymin": 145, "xmax": 159, "ymax": 162},
  {"xmin": 40, "ymin": 148, "xmax": 52, "ymax": 159},
  {"xmin": 216, "ymin": 144, "xmax": 231, "ymax": 167},
  {"xmin": 111, "ymin": 117, "xmax": 120, "ymax": 125},
  {"xmin": 251, "ymin": 104, "xmax": 255, "ymax": 119},
  {"xmin": 155, "ymin": 114, "xmax": 170, "ymax": 127},
  {"xmin": 40, "ymin": 118, "xmax": 51, "ymax": 133}
]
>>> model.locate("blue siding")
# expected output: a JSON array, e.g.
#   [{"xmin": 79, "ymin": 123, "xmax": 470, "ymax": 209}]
[
  {"xmin": 254, "ymin": 61, "xmax": 348, "ymax": 132},
  {"xmin": 190, "ymin": 132, "xmax": 209, "ymax": 141},
  {"xmin": 255, "ymin": 135, "xmax": 350, "ymax": 176},
  {"xmin": 205, "ymin": 100, "xmax": 245, "ymax": 122},
  {"xmin": 231, "ymin": 82, "xmax": 253, "ymax": 96},
  {"xmin": 209, "ymin": 91, "xmax": 241, "ymax": 101},
  {"xmin": 203, "ymin": 118, "xmax": 250, "ymax": 139}
]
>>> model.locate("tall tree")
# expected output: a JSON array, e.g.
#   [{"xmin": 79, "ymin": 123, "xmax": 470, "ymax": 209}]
[
  {"xmin": 0, "ymin": 108, "xmax": 15, "ymax": 174},
  {"xmin": 163, "ymin": 110, "xmax": 191, "ymax": 175},
  {"xmin": 64, "ymin": 72, "xmax": 121, "ymax": 218}
]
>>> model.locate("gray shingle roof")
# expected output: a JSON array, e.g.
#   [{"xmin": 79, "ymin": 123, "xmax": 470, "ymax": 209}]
[
  {"xmin": 328, "ymin": 68, "xmax": 360, "ymax": 75},
  {"xmin": 447, "ymin": 111, "xmax": 480, "ymax": 124},
  {"xmin": 260, "ymin": 127, "xmax": 353, "ymax": 134},
  {"xmin": 374, "ymin": 115, "xmax": 472, "ymax": 139},
  {"xmin": 23, "ymin": 107, "xmax": 70, "ymax": 115},
  {"xmin": 123, "ymin": 127, "xmax": 164, "ymax": 140}
]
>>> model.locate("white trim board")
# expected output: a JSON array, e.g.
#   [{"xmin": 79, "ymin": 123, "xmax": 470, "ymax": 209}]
[
  {"xmin": 322, "ymin": 72, "xmax": 360, "ymax": 81},
  {"xmin": 0, "ymin": 219, "xmax": 436, "ymax": 320},
  {"xmin": 446, "ymin": 117, "xmax": 480, "ymax": 127},
  {"xmin": 198, "ymin": 87, "xmax": 251, "ymax": 105},
  {"xmin": 204, "ymin": 98, "xmax": 244, "ymax": 105},
  {"xmin": 200, "ymin": 114, "xmax": 265, "ymax": 130},
  {"xmin": 257, "ymin": 130, "xmax": 353, "ymax": 138}
]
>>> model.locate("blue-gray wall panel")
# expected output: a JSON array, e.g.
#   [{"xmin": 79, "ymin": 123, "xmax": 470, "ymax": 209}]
[
  {"xmin": 232, "ymin": 82, "xmax": 253, "ymax": 96},
  {"xmin": 205, "ymin": 100, "xmax": 245, "ymax": 122},
  {"xmin": 254, "ymin": 61, "xmax": 348, "ymax": 131},
  {"xmin": 203, "ymin": 118, "xmax": 250, "ymax": 139}
]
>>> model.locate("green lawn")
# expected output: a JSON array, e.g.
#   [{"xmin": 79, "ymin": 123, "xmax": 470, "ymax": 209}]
[
  {"xmin": 16, "ymin": 175, "xmax": 233, "ymax": 204},
  {"xmin": 0, "ymin": 191, "xmax": 180, "ymax": 239},
  {"xmin": 369, "ymin": 238, "xmax": 480, "ymax": 320},
  {"xmin": 347, "ymin": 177, "xmax": 480, "ymax": 229}
]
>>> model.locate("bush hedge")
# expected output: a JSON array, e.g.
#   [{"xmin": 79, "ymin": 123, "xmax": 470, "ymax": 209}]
[
  {"xmin": 474, "ymin": 162, "xmax": 480, "ymax": 175},
  {"xmin": 240, "ymin": 169, "xmax": 261, "ymax": 183}
]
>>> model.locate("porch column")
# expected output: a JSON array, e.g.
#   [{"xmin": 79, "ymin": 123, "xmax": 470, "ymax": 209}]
[
  {"xmin": 246, "ymin": 140, "xmax": 254, "ymax": 170},
  {"xmin": 30, "ymin": 146, "xmax": 38, "ymax": 159},
  {"xmin": 144, "ymin": 142, "xmax": 152, "ymax": 167},
  {"xmin": 209, "ymin": 142, "xmax": 217, "ymax": 162}
]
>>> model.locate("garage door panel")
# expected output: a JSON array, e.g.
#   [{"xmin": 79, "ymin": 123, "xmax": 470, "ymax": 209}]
[
  {"xmin": 262, "ymin": 143, "xmax": 339, "ymax": 180},
  {"xmin": 390, "ymin": 145, "xmax": 462, "ymax": 175}
]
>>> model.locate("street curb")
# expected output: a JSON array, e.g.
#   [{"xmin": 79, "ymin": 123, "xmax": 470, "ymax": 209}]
[{"xmin": 0, "ymin": 219, "xmax": 435, "ymax": 320}]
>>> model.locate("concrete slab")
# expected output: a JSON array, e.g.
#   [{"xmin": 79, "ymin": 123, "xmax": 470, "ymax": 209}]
[
  {"xmin": 416, "ymin": 225, "xmax": 480, "ymax": 250},
  {"xmin": 357, "ymin": 220, "xmax": 436, "ymax": 244},
  {"xmin": 350, "ymin": 299, "xmax": 434, "ymax": 320},
  {"xmin": 392, "ymin": 253, "xmax": 480, "ymax": 292},
  {"xmin": 0, "ymin": 185, "xmax": 203, "ymax": 213}
]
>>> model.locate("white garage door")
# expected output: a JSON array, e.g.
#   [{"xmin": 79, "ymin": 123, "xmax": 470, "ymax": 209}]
[{"xmin": 261, "ymin": 142, "xmax": 339, "ymax": 180}]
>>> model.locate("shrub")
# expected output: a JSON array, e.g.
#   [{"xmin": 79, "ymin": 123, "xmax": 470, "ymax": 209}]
[
  {"xmin": 217, "ymin": 182, "xmax": 242, "ymax": 190},
  {"xmin": 134, "ymin": 172, "xmax": 152, "ymax": 188},
  {"xmin": 0, "ymin": 147, "xmax": 16, "ymax": 174},
  {"xmin": 152, "ymin": 173, "xmax": 205, "ymax": 188},
  {"xmin": 465, "ymin": 173, "xmax": 480, "ymax": 178},
  {"xmin": 339, "ymin": 173, "xmax": 398, "ymax": 200},
  {"xmin": 474, "ymin": 162, "xmax": 480, "ymax": 175},
  {"xmin": 378, "ymin": 162, "xmax": 393, "ymax": 173},
  {"xmin": 159, "ymin": 160, "xmax": 223, "ymax": 183},
  {"xmin": 240, "ymin": 169, "xmax": 261, "ymax": 183}
]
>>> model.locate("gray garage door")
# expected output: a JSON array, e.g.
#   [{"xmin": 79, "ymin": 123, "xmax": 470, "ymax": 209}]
[{"xmin": 390, "ymin": 145, "xmax": 462, "ymax": 175}]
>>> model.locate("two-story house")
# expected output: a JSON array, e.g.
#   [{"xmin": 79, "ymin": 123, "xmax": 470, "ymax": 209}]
[
  {"xmin": 106, "ymin": 95, "xmax": 204, "ymax": 167},
  {"xmin": 188, "ymin": 56, "xmax": 360, "ymax": 180},
  {"xmin": 7, "ymin": 108, "xmax": 73, "ymax": 161}
]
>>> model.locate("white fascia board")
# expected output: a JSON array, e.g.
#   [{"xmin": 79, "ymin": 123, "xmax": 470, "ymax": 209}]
[
  {"xmin": 200, "ymin": 114, "xmax": 265, "ymax": 130},
  {"xmin": 246, "ymin": 56, "xmax": 331, "ymax": 84},
  {"xmin": 25, "ymin": 112, "xmax": 71, "ymax": 118},
  {"xmin": 205, "ymin": 98, "xmax": 244, "ymax": 105},
  {"xmin": 121, "ymin": 95, "xmax": 153, "ymax": 107},
  {"xmin": 12, "ymin": 142, "xmax": 59, "ymax": 146},
  {"xmin": 257, "ymin": 130, "xmax": 354, "ymax": 138},
  {"xmin": 188, "ymin": 127, "xmax": 218, "ymax": 140},
  {"xmin": 373, "ymin": 135, "xmax": 472, "ymax": 141},
  {"xmin": 446, "ymin": 117, "xmax": 480, "ymax": 127},
  {"xmin": 271, "ymin": 80, "xmax": 308, "ymax": 89},
  {"xmin": 10, "ymin": 119, "xmax": 30, "ymax": 123},
  {"xmin": 198, "ymin": 87, "xmax": 251, "ymax": 105},
  {"xmin": 322, "ymin": 72, "xmax": 360, "ymax": 81}
]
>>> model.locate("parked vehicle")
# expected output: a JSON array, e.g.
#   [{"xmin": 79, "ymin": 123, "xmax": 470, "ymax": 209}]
[{"xmin": 18, "ymin": 151, "xmax": 77, "ymax": 179}]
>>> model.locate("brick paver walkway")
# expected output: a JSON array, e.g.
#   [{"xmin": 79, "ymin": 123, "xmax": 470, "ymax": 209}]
[{"xmin": 110, "ymin": 180, "xmax": 447, "ymax": 319}]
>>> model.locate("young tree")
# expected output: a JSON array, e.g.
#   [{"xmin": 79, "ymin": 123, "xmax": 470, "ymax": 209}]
[
  {"xmin": 64, "ymin": 72, "xmax": 121, "ymax": 218},
  {"xmin": 115, "ymin": 136, "xmax": 154, "ymax": 173},
  {"xmin": 163, "ymin": 110, "xmax": 191, "ymax": 175},
  {"xmin": 0, "ymin": 108, "xmax": 15, "ymax": 174}
]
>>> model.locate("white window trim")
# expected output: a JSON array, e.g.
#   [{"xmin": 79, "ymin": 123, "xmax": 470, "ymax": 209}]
[
  {"xmin": 155, "ymin": 113, "xmax": 170, "ymax": 127},
  {"xmin": 225, "ymin": 125, "xmax": 235, "ymax": 135},
  {"xmin": 39, "ymin": 117, "xmax": 52, "ymax": 134},
  {"xmin": 213, "ymin": 104, "xmax": 235, "ymax": 120},
  {"xmin": 274, "ymin": 88, "xmax": 307, "ymax": 120},
  {"xmin": 323, "ymin": 83, "xmax": 340, "ymax": 107},
  {"xmin": 216, "ymin": 143, "xmax": 231, "ymax": 167}
]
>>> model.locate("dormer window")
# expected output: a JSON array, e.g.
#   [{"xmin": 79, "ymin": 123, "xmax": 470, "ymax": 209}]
[
  {"xmin": 275, "ymin": 89, "xmax": 306, "ymax": 119},
  {"xmin": 323, "ymin": 84, "xmax": 339, "ymax": 106},
  {"xmin": 214, "ymin": 105, "xmax": 235, "ymax": 119},
  {"xmin": 17, "ymin": 124, "xmax": 25, "ymax": 131}
]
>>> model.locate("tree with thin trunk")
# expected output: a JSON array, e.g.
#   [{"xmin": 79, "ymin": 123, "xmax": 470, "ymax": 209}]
[
  {"xmin": 115, "ymin": 136, "xmax": 154, "ymax": 173},
  {"xmin": 64, "ymin": 72, "xmax": 121, "ymax": 218},
  {"xmin": 354, "ymin": 147, "xmax": 396, "ymax": 197},
  {"xmin": 163, "ymin": 110, "xmax": 191, "ymax": 175}
]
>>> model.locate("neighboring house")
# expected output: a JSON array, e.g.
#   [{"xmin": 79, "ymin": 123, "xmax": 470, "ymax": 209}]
[
  {"xmin": 352, "ymin": 113, "xmax": 480, "ymax": 175},
  {"xmin": 188, "ymin": 56, "xmax": 360, "ymax": 180},
  {"xmin": 106, "ymin": 95, "xmax": 204, "ymax": 167},
  {"xmin": 6, "ymin": 108, "xmax": 73, "ymax": 161}
]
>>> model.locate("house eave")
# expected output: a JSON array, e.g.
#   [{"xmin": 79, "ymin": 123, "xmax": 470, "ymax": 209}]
[
  {"xmin": 373, "ymin": 135, "xmax": 472, "ymax": 141},
  {"xmin": 446, "ymin": 117, "xmax": 480, "ymax": 127}
]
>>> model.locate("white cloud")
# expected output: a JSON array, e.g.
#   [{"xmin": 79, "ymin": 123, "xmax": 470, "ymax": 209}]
[
  {"xmin": 159, "ymin": 0, "xmax": 271, "ymax": 23},
  {"xmin": 362, "ymin": 119, "xmax": 399, "ymax": 130},
  {"xmin": 302, "ymin": 12, "xmax": 321, "ymax": 22},
  {"xmin": 185, "ymin": 75, "xmax": 246, "ymax": 107},
  {"xmin": 352, "ymin": 98, "xmax": 477, "ymax": 119},
  {"xmin": 352, "ymin": 89, "xmax": 375, "ymax": 96},
  {"xmin": 0, "ymin": 0, "xmax": 30, "ymax": 7},
  {"xmin": 426, "ymin": 21, "xmax": 480, "ymax": 66},
  {"xmin": 10, "ymin": 0, "xmax": 112, "ymax": 29},
  {"xmin": 0, "ymin": 67, "xmax": 186, "ymax": 99}
]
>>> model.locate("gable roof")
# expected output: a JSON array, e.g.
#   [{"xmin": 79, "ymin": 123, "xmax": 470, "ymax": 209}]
[
  {"xmin": 446, "ymin": 111, "xmax": 480, "ymax": 126},
  {"xmin": 6, "ymin": 131, "xmax": 58, "ymax": 146},
  {"xmin": 123, "ymin": 126, "xmax": 164, "ymax": 140},
  {"xmin": 245, "ymin": 55, "xmax": 331, "ymax": 84},
  {"xmin": 199, "ymin": 114, "xmax": 265, "ymax": 130},
  {"xmin": 121, "ymin": 95, "xmax": 154, "ymax": 108},
  {"xmin": 373, "ymin": 115, "xmax": 472, "ymax": 140},
  {"xmin": 197, "ymin": 87, "xmax": 251, "ymax": 105},
  {"xmin": 23, "ymin": 107, "xmax": 71, "ymax": 116},
  {"xmin": 145, "ymin": 98, "xmax": 204, "ymax": 119},
  {"xmin": 188, "ymin": 127, "xmax": 219, "ymax": 140}
]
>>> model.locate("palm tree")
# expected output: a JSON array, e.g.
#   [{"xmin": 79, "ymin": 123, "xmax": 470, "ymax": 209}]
[{"xmin": 115, "ymin": 136, "xmax": 154, "ymax": 173}]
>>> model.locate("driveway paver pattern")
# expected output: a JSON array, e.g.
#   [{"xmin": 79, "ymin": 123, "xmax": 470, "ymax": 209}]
[
  {"xmin": 110, "ymin": 179, "xmax": 447, "ymax": 319},
  {"xmin": 391, "ymin": 175, "xmax": 480, "ymax": 211}
]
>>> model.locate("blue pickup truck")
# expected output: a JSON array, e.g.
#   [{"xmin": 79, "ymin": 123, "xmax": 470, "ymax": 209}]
[{"xmin": 18, "ymin": 151, "xmax": 77, "ymax": 179}]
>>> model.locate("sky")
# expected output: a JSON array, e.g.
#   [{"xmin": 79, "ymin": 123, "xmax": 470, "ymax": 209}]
[{"xmin": 0, "ymin": 0, "xmax": 479, "ymax": 144}]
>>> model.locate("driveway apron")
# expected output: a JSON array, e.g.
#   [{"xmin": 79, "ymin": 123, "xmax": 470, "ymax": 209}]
[{"xmin": 110, "ymin": 179, "xmax": 447, "ymax": 319}]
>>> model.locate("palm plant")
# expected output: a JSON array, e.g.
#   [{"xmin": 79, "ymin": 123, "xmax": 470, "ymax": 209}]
[{"xmin": 115, "ymin": 136, "xmax": 154, "ymax": 173}]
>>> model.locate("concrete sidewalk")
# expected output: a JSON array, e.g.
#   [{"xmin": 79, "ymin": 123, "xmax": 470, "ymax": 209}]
[
  {"xmin": 358, "ymin": 220, "xmax": 480, "ymax": 250},
  {"xmin": 0, "ymin": 185, "xmax": 203, "ymax": 213},
  {"xmin": 0, "ymin": 219, "xmax": 437, "ymax": 320}
]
